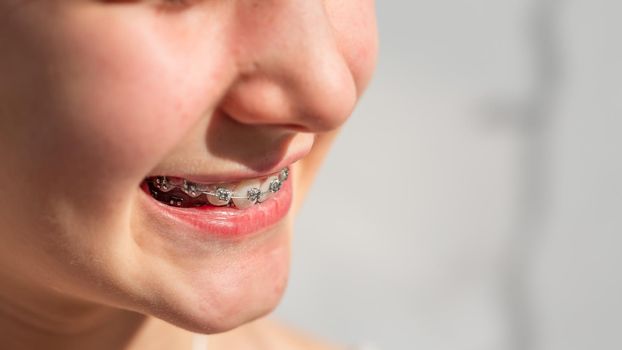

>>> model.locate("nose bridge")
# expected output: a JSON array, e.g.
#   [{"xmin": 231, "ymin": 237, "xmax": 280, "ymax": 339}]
[{"xmin": 222, "ymin": 0, "xmax": 357, "ymax": 132}]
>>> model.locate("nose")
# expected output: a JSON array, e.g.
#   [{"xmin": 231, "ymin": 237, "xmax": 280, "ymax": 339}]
[{"xmin": 220, "ymin": 0, "xmax": 358, "ymax": 133}]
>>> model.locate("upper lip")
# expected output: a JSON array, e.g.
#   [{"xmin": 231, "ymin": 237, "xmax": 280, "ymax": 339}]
[{"xmin": 145, "ymin": 147, "xmax": 308, "ymax": 184}]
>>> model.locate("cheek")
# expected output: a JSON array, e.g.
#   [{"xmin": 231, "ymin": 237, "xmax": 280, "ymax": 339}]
[
  {"xmin": 0, "ymin": 6, "xmax": 234, "ymax": 271},
  {"xmin": 6, "ymin": 6, "xmax": 232, "ymax": 187},
  {"xmin": 0, "ymin": 5, "xmax": 239, "ymax": 310},
  {"xmin": 51, "ymin": 17, "xmax": 219, "ymax": 178}
]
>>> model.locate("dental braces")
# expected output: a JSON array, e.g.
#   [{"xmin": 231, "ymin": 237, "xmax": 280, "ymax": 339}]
[{"xmin": 149, "ymin": 167, "xmax": 289, "ymax": 206}]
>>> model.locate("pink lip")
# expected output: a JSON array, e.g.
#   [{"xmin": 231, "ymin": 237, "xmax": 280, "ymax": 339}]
[
  {"xmin": 148, "ymin": 148, "xmax": 310, "ymax": 185},
  {"xmin": 138, "ymin": 173, "xmax": 293, "ymax": 239}
]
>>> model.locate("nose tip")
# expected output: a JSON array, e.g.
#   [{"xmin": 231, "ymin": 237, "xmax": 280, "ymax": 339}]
[
  {"xmin": 219, "ymin": 1, "xmax": 358, "ymax": 133},
  {"xmin": 222, "ymin": 56, "xmax": 357, "ymax": 133}
]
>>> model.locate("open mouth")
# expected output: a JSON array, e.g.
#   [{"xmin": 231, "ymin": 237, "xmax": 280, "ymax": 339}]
[
  {"xmin": 139, "ymin": 167, "xmax": 293, "ymax": 238},
  {"xmin": 142, "ymin": 168, "xmax": 289, "ymax": 210}
]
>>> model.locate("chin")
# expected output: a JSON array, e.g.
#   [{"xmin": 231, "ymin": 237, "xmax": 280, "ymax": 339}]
[{"xmin": 128, "ymin": 219, "xmax": 293, "ymax": 335}]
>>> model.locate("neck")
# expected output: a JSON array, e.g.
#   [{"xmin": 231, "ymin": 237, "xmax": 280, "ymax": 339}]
[{"xmin": 0, "ymin": 281, "xmax": 194, "ymax": 350}]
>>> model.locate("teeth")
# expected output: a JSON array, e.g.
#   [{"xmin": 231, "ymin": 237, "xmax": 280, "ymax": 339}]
[
  {"xmin": 155, "ymin": 176, "xmax": 184, "ymax": 192},
  {"xmin": 148, "ymin": 167, "xmax": 289, "ymax": 209},
  {"xmin": 278, "ymin": 168, "xmax": 289, "ymax": 182},
  {"xmin": 182, "ymin": 180, "xmax": 201, "ymax": 198},
  {"xmin": 232, "ymin": 179, "xmax": 261, "ymax": 209},
  {"xmin": 258, "ymin": 175, "xmax": 278, "ymax": 203},
  {"xmin": 269, "ymin": 178, "xmax": 282, "ymax": 193},
  {"xmin": 155, "ymin": 176, "xmax": 172, "ymax": 192},
  {"xmin": 168, "ymin": 177, "xmax": 185, "ymax": 186},
  {"xmin": 207, "ymin": 185, "xmax": 234, "ymax": 206},
  {"xmin": 168, "ymin": 195, "xmax": 184, "ymax": 207},
  {"xmin": 194, "ymin": 182, "xmax": 213, "ymax": 193}
]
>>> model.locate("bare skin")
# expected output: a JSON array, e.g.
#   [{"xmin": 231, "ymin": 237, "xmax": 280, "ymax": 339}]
[{"xmin": 0, "ymin": 0, "xmax": 377, "ymax": 348}]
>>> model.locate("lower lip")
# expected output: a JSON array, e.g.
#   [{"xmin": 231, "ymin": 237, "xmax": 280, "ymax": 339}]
[{"xmin": 138, "ymin": 175, "xmax": 293, "ymax": 239}]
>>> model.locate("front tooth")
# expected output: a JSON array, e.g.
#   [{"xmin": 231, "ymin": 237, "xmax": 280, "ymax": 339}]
[
  {"xmin": 232, "ymin": 179, "xmax": 261, "ymax": 209},
  {"xmin": 207, "ymin": 185, "xmax": 234, "ymax": 206},
  {"xmin": 258, "ymin": 176, "xmax": 278, "ymax": 203}
]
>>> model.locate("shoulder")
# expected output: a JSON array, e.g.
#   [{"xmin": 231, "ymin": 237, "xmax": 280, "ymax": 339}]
[{"xmin": 208, "ymin": 317, "xmax": 346, "ymax": 350}]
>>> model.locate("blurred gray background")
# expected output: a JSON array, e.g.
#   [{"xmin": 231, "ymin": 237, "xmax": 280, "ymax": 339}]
[{"xmin": 275, "ymin": 1, "xmax": 622, "ymax": 349}]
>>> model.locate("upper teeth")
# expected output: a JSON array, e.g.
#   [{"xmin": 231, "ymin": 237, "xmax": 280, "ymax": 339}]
[
  {"xmin": 231, "ymin": 179, "xmax": 261, "ymax": 209},
  {"xmin": 150, "ymin": 167, "xmax": 289, "ymax": 208}
]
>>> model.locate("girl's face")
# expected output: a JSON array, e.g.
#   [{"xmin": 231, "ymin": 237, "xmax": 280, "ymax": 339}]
[{"xmin": 0, "ymin": 0, "xmax": 376, "ymax": 332}]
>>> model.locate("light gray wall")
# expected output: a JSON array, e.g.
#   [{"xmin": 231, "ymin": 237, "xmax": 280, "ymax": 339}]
[{"xmin": 275, "ymin": 1, "xmax": 622, "ymax": 349}]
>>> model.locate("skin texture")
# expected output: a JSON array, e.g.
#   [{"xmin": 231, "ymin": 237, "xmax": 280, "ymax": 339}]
[{"xmin": 0, "ymin": 0, "xmax": 377, "ymax": 349}]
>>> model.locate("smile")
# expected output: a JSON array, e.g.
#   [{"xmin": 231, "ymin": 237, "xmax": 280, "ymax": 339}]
[
  {"xmin": 139, "ymin": 166, "xmax": 293, "ymax": 238},
  {"xmin": 144, "ymin": 168, "xmax": 289, "ymax": 209}
]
